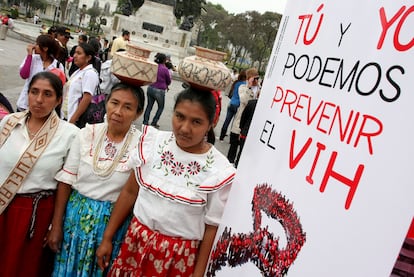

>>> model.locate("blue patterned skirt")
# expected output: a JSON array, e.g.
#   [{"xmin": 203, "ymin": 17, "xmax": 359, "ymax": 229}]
[{"xmin": 53, "ymin": 190, "xmax": 131, "ymax": 277}]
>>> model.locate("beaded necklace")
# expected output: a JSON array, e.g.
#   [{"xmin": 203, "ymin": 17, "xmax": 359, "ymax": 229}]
[{"xmin": 92, "ymin": 124, "xmax": 136, "ymax": 178}]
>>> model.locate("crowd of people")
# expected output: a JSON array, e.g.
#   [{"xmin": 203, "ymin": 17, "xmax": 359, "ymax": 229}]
[
  {"xmin": 0, "ymin": 15, "xmax": 267, "ymax": 275},
  {"xmin": 0, "ymin": 25, "xmax": 242, "ymax": 277},
  {"xmin": 220, "ymin": 67, "xmax": 262, "ymax": 167}
]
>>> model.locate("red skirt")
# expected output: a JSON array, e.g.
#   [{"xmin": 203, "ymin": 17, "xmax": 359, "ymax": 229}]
[
  {"xmin": 0, "ymin": 192, "xmax": 55, "ymax": 277},
  {"xmin": 109, "ymin": 216, "xmax": 200, "ymax": 277}
]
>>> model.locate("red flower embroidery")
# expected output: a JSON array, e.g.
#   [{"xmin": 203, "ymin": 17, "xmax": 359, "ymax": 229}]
[
  {"xmin": 187, "ymin": 161, "xmax": 201, "ymax": 175},
  {"xmin": 105, "ymin": 142, "xmax": 117, "ymax": 158},
  {"xmin": 171, "ymin": 161, "xmax": 185, "ymax": 176},
  {"xmin": 161, "ymin": 151, "xmax": 174, "ymax": 166}
]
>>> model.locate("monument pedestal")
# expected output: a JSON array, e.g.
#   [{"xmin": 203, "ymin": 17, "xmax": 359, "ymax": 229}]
[{"xmin": 110, "ymin": 1, "xmax": 192, "ymax": 65}]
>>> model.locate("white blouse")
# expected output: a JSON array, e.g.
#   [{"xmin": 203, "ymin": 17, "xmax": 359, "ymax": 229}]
[
  {"xmin": 64, "ymin": 64, "xmax": 99, "ymax": 121},
  {"xmin": 55, "ymin": 123, "xmax": 141, "ymax": 203},
  {"xmin": 131, "ymin": 126, "xmax": 236, "ymax": 240},
  {"xmin": 0, "ymin": 113, "xmax": 78, "ymax": 193},
  {"xmin": 16, "ymin": 55, "xmax": 64, "ymax": 110}
]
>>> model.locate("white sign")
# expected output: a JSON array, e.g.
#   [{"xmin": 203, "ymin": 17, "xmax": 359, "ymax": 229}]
[{"xmin": 207, "ymin": 1, "xmax": 414, "ymax": 276}]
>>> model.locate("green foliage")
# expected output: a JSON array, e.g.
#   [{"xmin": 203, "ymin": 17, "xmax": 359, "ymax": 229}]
[
  {"xmin": 10, "ymin": 7, "xmax": 19, "ymax": 19},
  {"xmin": 196, "ymin": 3, "xmax": 282, "ymax": 71},
  {"xmin": 196, "ymin": 3, "xmax": 228, "ymax": 49},
  {"xmin": 87, "ymin": 6, "xmax": 101, "ymax": 18},
  {"xmin": 30, "ymin": 0, "xmax": 48, "ymax": 12}
]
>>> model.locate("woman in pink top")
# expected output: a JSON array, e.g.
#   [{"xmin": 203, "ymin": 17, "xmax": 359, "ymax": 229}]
[{"xmin": 16, "ymin": 35, "xmax": 64, "ymax": 111}]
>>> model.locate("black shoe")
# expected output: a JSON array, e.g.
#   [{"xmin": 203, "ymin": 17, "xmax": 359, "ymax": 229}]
[
  {"xmin": 151, "ymin": 123, "xmax": 160, "ymax": 128},
  {"xmin": 219, "ymin": 134, "xmax": 227, "ymax": 141}
]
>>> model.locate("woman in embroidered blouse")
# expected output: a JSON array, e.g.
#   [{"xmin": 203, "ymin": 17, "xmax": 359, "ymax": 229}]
[
  {"xmin": 16, "ymin": 34, "xmax": 64, "ymax": 111},
  {"xmin": 0, "ymin": 71, "xmax": 79, "ymax": 276},
  {"xmin": 96, "ymin": 87, "xmax": 236, "ymax": 276},
  {"xmin": 62, "ymin": 42, "xmax": 100, "ymax": 127},
  {"xmin": 47, "ymin": 83, "xmax": 145, "ymax": 277}
]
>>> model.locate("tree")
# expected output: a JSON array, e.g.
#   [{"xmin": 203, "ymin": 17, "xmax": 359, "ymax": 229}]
[
  {"xmin": 87, "ymin": 6, "xmax": 102, "ymax": 34},
  {"xmin": 219, "ymin": 11, "xmax": 282, "ymax": 70},
  {"xmin": 222, "ymin": 13, "xmax": 250, "ymax": 67},
  {"xmin": 59, "ymin": 0, "xmax": 69, "ymax": 23},
  {"xmin": 20, "ymin": 0, "xmax": 47, "ymax": 17},
  {"xmin": 252, "ymin": 12, "xmax": 282, "ymax": 71},
  {"xmin": 196, "ymin": 3, "xmax": 229, "ymax": 49},
  {"xmin": 31, "ymin": 0, "xmax": 48, "ymax": 13}
]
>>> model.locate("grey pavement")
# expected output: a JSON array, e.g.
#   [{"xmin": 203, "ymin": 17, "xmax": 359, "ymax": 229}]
[{"xmin": 0, "ymin": 28, "xmax": 233, "ymax": 156}]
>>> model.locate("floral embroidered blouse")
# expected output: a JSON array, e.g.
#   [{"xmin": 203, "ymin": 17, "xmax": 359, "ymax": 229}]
[
  {"xmin": 131, "ymin": 125, "xmax": 236, "ymax": 240},
  {"xmin": 55, "ymin": 123, "xmax": 141, "ymax": 202}
]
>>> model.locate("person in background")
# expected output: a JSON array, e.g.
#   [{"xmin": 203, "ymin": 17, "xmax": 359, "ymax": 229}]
[
  {"xmin": 0, "ymin": 92, "xmax": 14, "ymax": 121},
  {"xmin": 99, "ymin": 49, "xmax": 123, "ymax": 95},
  {"xmin": 0, "ymin": 71, "xmax": 78, "ymax": 277},
  {"xmin": 227, "ymin": 68, "xmax": 260, "ymax": 165},
  {"xmin": 96, "ymin": 86, "xmax": 235, "ymax": 276},
  {"xmin": 235, "ymin": 95, "xmax": 259, "ymax": 167},
  {"xmin": 219, "ymin": 70, "xmax": 247, "ymax": 141},
  {"xmin": 88, "ymin": 37, "xmax": 103, "ymax": 74},
  {"xmin": 142, "ymin": 53, "xmax": 171, "ymax": 128},
  {"xmin": 68, "ymin": 34, "xmax": 88, "ymax": 76},
  {"xmin": 47, "ymin": 26, "xmax": 57, "ymax": 38},
  {"xmin": 6, "ymin": 14, "xmax": 13, "ymax": 30},
  {"xmin": 230, "ymin": 68, "xmax": 239, "ymax": 81},
  {"xmin": 110, "ymin": 30, "xmax": 130, "ymax": 57},
  {"xmin": 39, "ymin": 24, "xmax": 48, "ymax": 35},
  {"xmin": 61, "ymin": 43, "xmax": 99, "ymax": 127},
  {"xmin": 108, "ymin": 36, "xmax": 116, "ymax": 57},
  {"xmin": 33, "ymin": 14, "xmax": 39, "ymax": 24},
  {"xmin": 48, "ymin": 83, "xmax": 145, "ymax": 277},
  {"xmin": 1, "ymin": 14, "xmax": 9, "ymax": 25},
  {"xmin": 165, "ymin": 54, "xmax": 176, "ymax": 76},
  {"xmin": 16, "ymin": 34, "xmax": 64, "ymax": 111},
  {"xmin": 101, "ymin": 38, "xmax": 109, "ymax": 62},
  {"xmin": 55, "ymin": 26, "xmax": 73, "ymax": 69}
]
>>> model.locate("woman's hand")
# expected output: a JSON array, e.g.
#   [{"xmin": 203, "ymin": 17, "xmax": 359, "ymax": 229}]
[
  {"xmin": 96, "ymin": 239, "xmax": 113, "ymax": 271},
  {"xmin": 26, "ymin": 44, "xmax": 35, "ymax": 55},
  {"xmin": 45, "ymin": 224, "xmax": 63, "ymax": 253}
]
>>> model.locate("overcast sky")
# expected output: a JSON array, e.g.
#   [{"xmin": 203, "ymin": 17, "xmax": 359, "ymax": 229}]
[{"xmin": 208, "ymin": 0, "xmax": 288, "ymax": 14}]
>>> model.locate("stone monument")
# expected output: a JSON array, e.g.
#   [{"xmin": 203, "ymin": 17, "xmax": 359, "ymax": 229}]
[{"xmin": 109, "ymin": 0, "xmax": 193, "ymax": 63}]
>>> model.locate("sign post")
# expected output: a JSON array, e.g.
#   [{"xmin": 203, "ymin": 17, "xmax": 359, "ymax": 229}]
[{"xmin": 207, "ymin": 1, "xmax": 414, "ymax": 276}]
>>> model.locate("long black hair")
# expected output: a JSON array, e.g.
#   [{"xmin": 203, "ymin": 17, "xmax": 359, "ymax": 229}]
[
  {"xmin": 154, "ymin": 53, "xmax": 167, "ymax": 64},
  {"xmin": 0, "ymin": 92, "xmax": 14, "ymax": 113},
  {"xmin": 228, "ymin": 69, "xmax": 247, "ymax": 99},
  {"xmin": 174, "ymin": 86, "xmax": 217, "ymax": 144}
]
